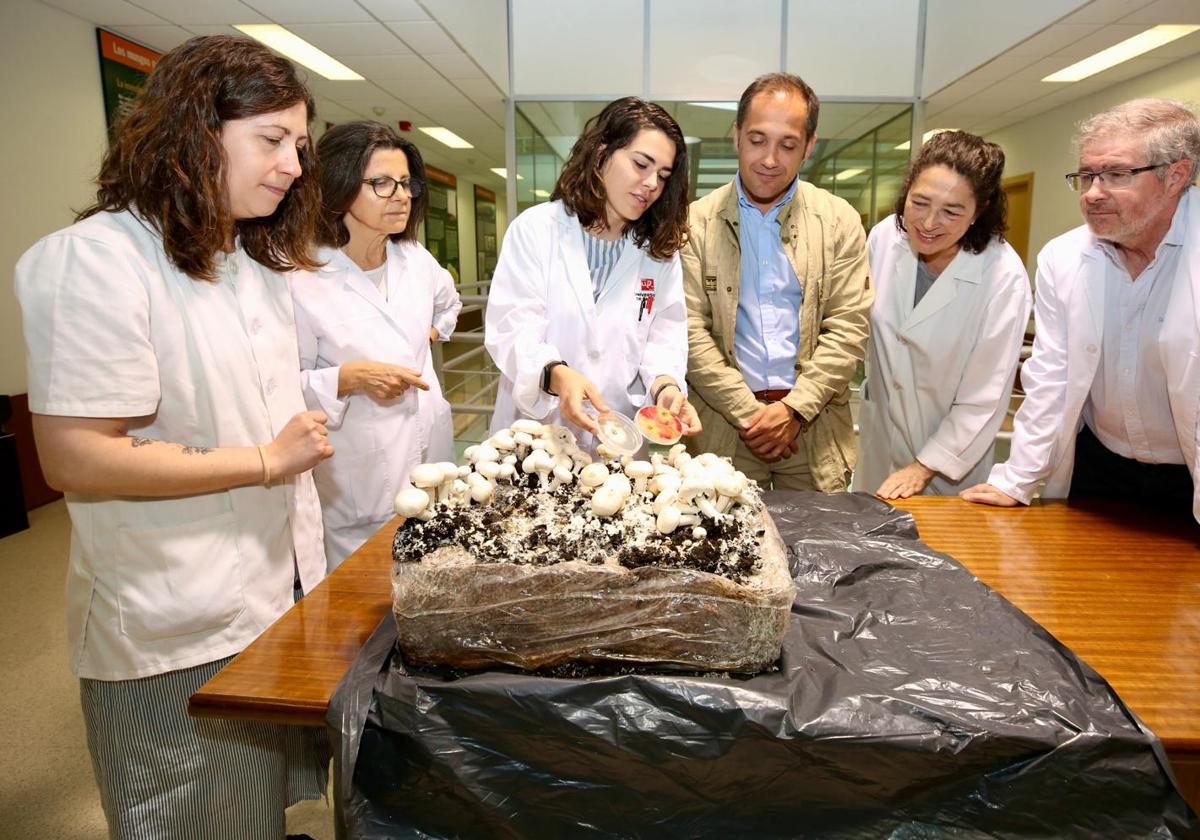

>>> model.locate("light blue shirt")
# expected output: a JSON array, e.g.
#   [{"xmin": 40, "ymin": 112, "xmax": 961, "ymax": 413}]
[{"xmin": 733, "ymin": 174, "xmax": 803, "ymax": 392}]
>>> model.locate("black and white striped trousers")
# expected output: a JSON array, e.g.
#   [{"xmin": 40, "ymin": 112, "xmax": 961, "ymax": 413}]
[{"xmin": 81, "ymin": 655, "xmax": 328, "ymax": 840}]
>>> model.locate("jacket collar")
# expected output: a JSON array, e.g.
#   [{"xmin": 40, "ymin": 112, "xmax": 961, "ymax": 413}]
[{"xmin": 316, "ymin": 243, "xmax": 404, "ymax": 329}]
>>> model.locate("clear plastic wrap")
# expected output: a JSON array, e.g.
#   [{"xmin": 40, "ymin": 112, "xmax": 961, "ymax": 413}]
[{"xmin": 390, "ymin": 506, "xmax": 796, "ymax": 672}]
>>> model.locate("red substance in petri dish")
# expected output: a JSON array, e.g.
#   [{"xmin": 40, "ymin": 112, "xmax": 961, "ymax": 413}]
[{"xmin": 636, "ymin": 405, "xmax": 683, "ymax": 445}]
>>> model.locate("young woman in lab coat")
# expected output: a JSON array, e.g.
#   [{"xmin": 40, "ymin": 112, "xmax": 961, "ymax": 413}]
[
  {"xmin": 852, "ymin": 131, "xmax": 1032, "ymax": 498},
  {"xmin": 14, "ymin": 35, "xmax": 331, "ymax": 837},
  {"xmin": 485, "ymin": 97, "xmax": 701, "ymax": 442},
  {"xmin": 291, "ymin": 122, "xmax": 462, "ymax": 567}
]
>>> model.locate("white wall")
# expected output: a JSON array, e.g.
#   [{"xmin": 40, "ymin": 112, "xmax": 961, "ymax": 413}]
[
  {"xmin": 987, "ymin": 51, "xmax": 1200, "ymax": 277},
  {"xmin": 1, "ymin": 0, "xmax": 109, "ymax": 396}
]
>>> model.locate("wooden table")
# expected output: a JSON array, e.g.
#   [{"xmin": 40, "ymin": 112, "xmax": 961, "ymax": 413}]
[{"xmin": 189, "ymin": 497, "xmax": 1200, "ymax": 806}]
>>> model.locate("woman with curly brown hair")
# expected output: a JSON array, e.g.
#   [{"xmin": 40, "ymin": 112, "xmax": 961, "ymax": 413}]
[
  {"xmin": 485, "ymin": 96, "xmax": 701, "ymax": 443},
  {"xmin": 15, "ymin": 35, "xmax": 330, "ymax": 838},
  {"xmin": 852, "ymin": 130, "xmax": 1032, "ymax": 499}
]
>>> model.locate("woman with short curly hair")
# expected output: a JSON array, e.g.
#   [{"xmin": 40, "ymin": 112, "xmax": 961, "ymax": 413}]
[
  {"xmin": 15, "ymin": 34, "xmax": 331, "ymax": 837},
  {"xmin": 485, "ymin": 96, "xmax": 701, "ymax": 442},
  {"xmin": 853, "ymin": 130, "xmax": 1033, "ymax": 498}
]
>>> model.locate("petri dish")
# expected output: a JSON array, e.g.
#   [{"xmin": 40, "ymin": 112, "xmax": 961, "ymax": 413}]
[
  {"xmin": 635, "ymin": 405, "xmax": 684, "ymax": 445},
  {"xmin": 594, "ymin": 410, "xmax": 643, "ymax": 457}
]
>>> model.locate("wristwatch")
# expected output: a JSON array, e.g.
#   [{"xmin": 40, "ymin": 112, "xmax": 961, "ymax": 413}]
[
  {"xmin": 541, "ymin": 360, "xmax": 568, "ymax": 396},
  {"xmin": 788, "ymin": 405, "xmax": 811, "ymax": 433}
]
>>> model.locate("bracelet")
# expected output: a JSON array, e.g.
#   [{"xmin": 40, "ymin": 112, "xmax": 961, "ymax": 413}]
[
  {"xmin": 542, "ymin": 360, "xmax": 568, "ymax": 396},
  {"xmin": 257, "ymin": 444, "xmax": 271, "ymax": 485},
  {"xmin": 651, "ymin": 381, "xmax": 680, "ymax": 404}
]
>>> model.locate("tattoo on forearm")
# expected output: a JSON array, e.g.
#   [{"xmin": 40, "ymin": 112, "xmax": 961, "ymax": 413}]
[{"xmin": 129, "ymin": 436, "xmax": 211, "ymax": 455}]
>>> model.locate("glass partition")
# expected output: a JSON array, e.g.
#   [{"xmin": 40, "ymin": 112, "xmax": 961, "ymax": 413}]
[{"xmin": 515, "ymin": 100, "xmax": 913, "ymax": 228}]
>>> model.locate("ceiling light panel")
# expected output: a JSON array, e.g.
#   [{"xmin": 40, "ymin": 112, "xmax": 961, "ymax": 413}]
[
  {"xmin": 419, "ymin": 127, "xmax": 474, "ymax": 149},
  {"xmin": 234, "ymin": 25, "xmax": 364, "ymax": 80},
  {"xmin": 1042, "ymin": 25, "xmax": 1200, "ymax": 82}
]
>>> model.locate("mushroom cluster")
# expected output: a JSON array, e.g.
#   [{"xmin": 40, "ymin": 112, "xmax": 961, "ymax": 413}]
[{"xmin": 393, "ymin": 422, "xmax": 761, "ymax": 535}]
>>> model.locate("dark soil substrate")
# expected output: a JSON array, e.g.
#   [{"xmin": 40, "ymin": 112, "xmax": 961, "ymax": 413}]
[{"xmin": 392, "ymin": 476, "xmax": 763, "ymax": 584}]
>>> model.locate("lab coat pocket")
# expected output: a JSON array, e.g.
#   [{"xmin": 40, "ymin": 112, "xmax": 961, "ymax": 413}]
[
  {"xmin": 320, "ymin": 449, "xmax": 394, "ymax": 527},
  {"xmin": 114, "ymin": 512, "xmax": 244, "ymax": 641}
]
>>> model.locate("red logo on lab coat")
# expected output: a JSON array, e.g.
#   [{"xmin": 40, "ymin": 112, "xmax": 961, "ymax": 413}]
[{"xmin": 636, "ymin": 278, "xmax": 655, "ymax": 321}]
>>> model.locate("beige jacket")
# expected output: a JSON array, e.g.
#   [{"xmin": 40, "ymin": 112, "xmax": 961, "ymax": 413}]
[{"xmin": 682, "ymin": 180, "xmax": 872, "ymax": 491}]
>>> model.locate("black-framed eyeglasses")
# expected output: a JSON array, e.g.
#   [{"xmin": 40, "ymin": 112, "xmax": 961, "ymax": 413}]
[
  {"xmin": 362, "ymin": 176, "xmax": 424, "ymax": 198},
  {"xmin": 1063, "ymin": 163, "xmax": 1170, "ymax": 192}
]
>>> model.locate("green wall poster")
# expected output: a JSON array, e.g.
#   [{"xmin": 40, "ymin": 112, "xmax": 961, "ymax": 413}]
[
  {"xmin": 424, "ymin": 164, "xmax": 460, "ymax": 281},
  {"xmin": 97, "ymin": 29, "xmax": 161, "ymax": 133},
  {"xmin": 475, "ymin": 185, "xmax": 498, "ymax": 283}
]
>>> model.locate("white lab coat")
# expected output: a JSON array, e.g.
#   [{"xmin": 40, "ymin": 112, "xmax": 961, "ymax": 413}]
[
  {"xmin": 853, "ymin": 216, "xmax": 1032, "ymax": 495},
  {"xmin": 15, "ymin": 210, "xmax": 326, "ymax": 681},
  {"xmin": 291, "ymin": 241, "xmax": 462, "ymax": 567},
  {"xmin": 485, "ymin": 200, "xmax": 688, "ymax": 444},
  {"xmin": 987, "ymin": 187, "xmax": 1200, "ymax": 521}
]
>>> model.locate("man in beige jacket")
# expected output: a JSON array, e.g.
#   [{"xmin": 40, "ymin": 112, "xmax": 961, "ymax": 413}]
[{"xmin": 683, "ymin": 73, "xmax": 872, "ymax": 491}]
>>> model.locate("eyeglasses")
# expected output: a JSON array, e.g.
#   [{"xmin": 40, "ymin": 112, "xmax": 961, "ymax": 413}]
[
  {"xmin": 1063, "ymin": 163, "xmax": 1169, "ymax": 192},
  {"xmin": 362, "ymin": 176, "xmax": 424, "ymax": 199}
]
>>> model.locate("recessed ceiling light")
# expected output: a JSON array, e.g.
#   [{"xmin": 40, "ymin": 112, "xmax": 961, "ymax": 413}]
[
  {"xmin": 687, "ymin": 102, "xmax": 738, "ymax": 111},
  {"xmin": 1042, "ymin": 24, "xmax": 1200, "ymax": 83},
  {"xmin": 418, "ymin": 126, "xmax": 474, "ymax": 149},
  {"xmin": 836, "ymin": 168, "xmax": 864, "ymax": 181},
  {"xmin": 233, "ymin": 25, "xmax": 363, "ymax": 81},
  {"xmin": 894, "ymin": 128, "xmax": 958, "ymax": 152},
  {"xmin": 683, "ymin": 136, "xmax": 702, "ymax": 145},
  {"xmin": 533, "ymin": 189, "xmax": 551, "ymax": 198},
  {"xmin": 490, "ymin": 168, "xmax": 524, "ymax": 180}
]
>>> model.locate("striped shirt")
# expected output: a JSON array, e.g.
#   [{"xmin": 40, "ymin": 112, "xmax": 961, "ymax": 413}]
[{"xmin": 583, "ymin": 230, "xmax": 624, "ymax": 302}]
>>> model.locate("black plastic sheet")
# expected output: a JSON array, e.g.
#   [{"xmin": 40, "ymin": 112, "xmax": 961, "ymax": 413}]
[{"xmin": 328, "ymin": 491, "xmax": 1199, "ymax": 838}]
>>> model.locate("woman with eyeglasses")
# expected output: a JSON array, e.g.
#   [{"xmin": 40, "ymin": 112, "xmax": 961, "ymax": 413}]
[
  {"xmin": 291, "ymin": 121, "xmax": 461, "ymax": 567},
  {"xmin": 852, "ymin": 130, "xmax": 1032, "ymax": 499},
  {"xmin": 485, "ymin": 97, "xmax": 701, "ymax": 443}
]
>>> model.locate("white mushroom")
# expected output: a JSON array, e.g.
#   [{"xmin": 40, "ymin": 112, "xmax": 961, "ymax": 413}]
[
  {"xmin": 410, "ymin": 463, "xmax": 445, "ymax": 505},
  {"xmin": 668, "ymin": 443, "xmax": 688, "ymax": 466},
  {"xmin": 466, "ymin": 471, "xmax": 494, "ymax": 504},
  {"xmin": 656, "ymin": 505, "xmax": 682, "ymax": 535},
  {"xmin": 469, "ymin": 443, "xmax": 500, "ymax": 465},
  {"xmin": 448, "ymin": 478, "xmax": 469, "ymax": 506},
  {"xmin": 673, "ymin": 451, "xmax": 692, "ymax": 470},
  {"xmin": 514, "ymin": 431, "xmax": 534, "ymax": 451},
  {"xmin": 550, "ymin": 462, "xmax": 575, "ymax": 491},
  {"xmin": 653, "ymin": 488, "xmax": 680, "ymax": 515},
  {"xmin": 393, "ymin": 485, "xmax": 430, "ymax": 519},
  {"xmin": 715, "ymin": 472, "xmax": 749, "ymax": 513},
  {"xmin": 490, "ymin": 429, "xmax": 517, "ymax": 453},
  {"xmin": 649, "ymin": 472, "xmax": 681, "ymax": 497},
  {"xmin": 691, "ymin": 526, "xmax": 707, "ymax": 540},
  {"xmin": 522, "ymin": 448, "xmax": 554, "ymax": 489},
  {"xmin": 476, "ymin": 460, "xmax": 502, "ymax": 481},
  {"xmin": 498, "ymin": 462, "xmax": 516, "ymax": 482},
  {"xmin": 579, "ymin": 463, "xmax": 609, "ymax": 495},
  {"xmin": 511, "ymin": 418, "xmax": 543, "ymax": 436},
  {"xmin": 624, "ymin": 460, "xmax": 654, "ymax": 497},
  {"xmin": 590, "ymin": 484, "xmax": 626, "ymax": 517},
  {"xmin": 602, "ymin": 473, "xmax": 632, "ymax": 498}
]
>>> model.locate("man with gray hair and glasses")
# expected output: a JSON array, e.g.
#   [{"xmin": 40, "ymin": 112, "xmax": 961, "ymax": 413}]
[{"xmin": 962, "ymin": 98, "xmax": 1200, "ymax": 521}]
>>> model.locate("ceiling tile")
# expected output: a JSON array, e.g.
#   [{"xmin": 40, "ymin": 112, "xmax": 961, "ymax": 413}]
[
  {"xmin": 288, "ymin": 22, "xmax": 410, "ymax": 55},
  {"xmin": 425, "ymin": 51, "xmax": 485, "ymax": 79},
  {"xmin": 182, "ymin": 23, "xmax": 246, "ymax": 37},
  {"xmin": 357, "ymin": 0, "xmax": 430, "ymax": 20},
  {"xmin": 344, "ymin": 54, "xmax": 439, "ymax": 79},
  {"xmin": 377, "ymin": 75, "xmax": 460, "ymax": 100},
  {"xmin": 385, "ymin": 20, "xmax": 460, "ymax": 54},
  {"xmin": 39, "ymin": 0, "xmax": 168, "ymax": 25},
  {"xmin": 1059, "ymin": 0, "xmax": 1155, "ymax": 25},
  {"xmin": 452, "ymin": 77, "xmax": 505, "ymax": 102},
  {"xmin": 1004, "ymin": 24, "xmax": 1103, "ymax": 58},
  {"xmin": 1120, "ymin": 0, "xmax": 1200, "ymax": 24},
  {"xmin": 961, "ymin": 53, "xmax": 1041, "ymax": 82},
  {"xmin": 248, "ymin": 0, "xmax": 372, "ymax": 23},
  {"xmin": 131, "ymin": 0, "xmax": 266, "ymax": 25},
  {"xmin": 1047, "ymin": 23, "xmax": 1156, "ymax": 62},
  {"xmin": 107, "ymin": 24, "xmax": 195, "ymax": 51}
]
